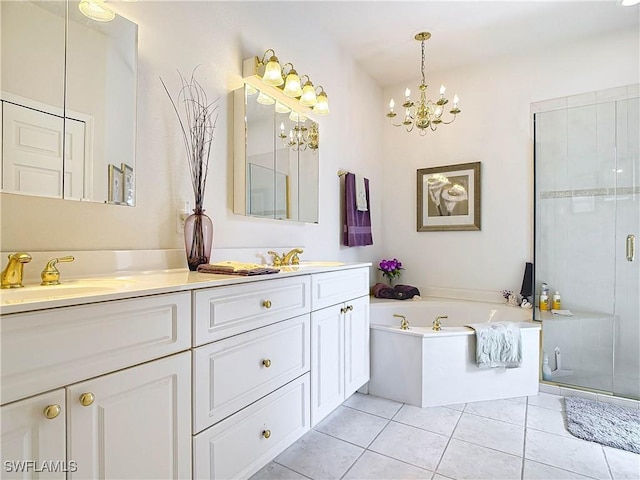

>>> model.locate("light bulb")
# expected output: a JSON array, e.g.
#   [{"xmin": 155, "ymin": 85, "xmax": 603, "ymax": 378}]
[
  {"xmin": 439, "ymin": 85, "xmax": 446, "ymax": 95},
  {"xmin": 313, "ymin": 91, "xmax": 330, "ymax": 116},
  {"xmin": 299, "ymin": 81, "xmax": 317, "ymax": 107},
  {"xmin": 283, "ymin": 69, "xmax": 303, "ymax": 98},
  {"xmin": 405, "ymin": 88, "xmax": 411, "ymax": 99},
  {"xmin": 262, "ymin": 55, "xmax": 284, "ymax": 87},
  {"xmin": 389, "ymin": 99, "xmax": 395, "ymax": 111},
  {"xmin": 453, "ymin": 95, "xmax": 459, "ymax": 106}
]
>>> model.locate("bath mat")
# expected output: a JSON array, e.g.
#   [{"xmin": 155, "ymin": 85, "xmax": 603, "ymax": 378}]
[{"xmin": 564, "ymin": 396, "xmax": 640, "ymax": 454}]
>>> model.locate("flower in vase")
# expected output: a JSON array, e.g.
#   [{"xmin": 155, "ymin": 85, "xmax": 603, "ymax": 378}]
[{"xmin": 378, "ymin": 258, "xmax": 404, "ymax": 284}]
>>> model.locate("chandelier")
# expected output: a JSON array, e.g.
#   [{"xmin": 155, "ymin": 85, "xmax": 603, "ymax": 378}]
[
  {"xmin": 385, "ymin": 32, "xmax": 461, "ymax": 135},
  {"xmin": 279, "ymin": 117, "xmax": 319, "ymax": 152}
]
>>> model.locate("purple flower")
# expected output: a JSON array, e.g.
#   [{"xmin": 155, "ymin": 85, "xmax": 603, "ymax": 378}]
[{"xmin": 378, "ymin": 258, "xmax": 404, "ymax": 282}]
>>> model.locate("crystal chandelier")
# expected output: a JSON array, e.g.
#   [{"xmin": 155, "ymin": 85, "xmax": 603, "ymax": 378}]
[{"xmin": 385, "ymin": 32, "xmax": 461, "ymax": 135}]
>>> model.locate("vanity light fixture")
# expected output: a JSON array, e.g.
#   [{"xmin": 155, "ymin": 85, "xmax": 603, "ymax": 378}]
[
  {"xmin": 79, "ymin": 0, "xmax": 115, "ymax": 21},
  {"xmin": 250, "ymin": 50, "xmax": 330, "ymax": 116},
  {"xmin": 256, "ymin": 91, "xmax": 275, "ymax": 106},
  {"xmin": 275, "ymin": 102, "xmax": 291, "ymax": 114},
  {"xmin": 386, "ymin": 32, "xmax": 461, "ymax": 135}
]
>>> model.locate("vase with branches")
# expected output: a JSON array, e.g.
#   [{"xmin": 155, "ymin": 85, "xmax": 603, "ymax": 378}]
[{"xmin": 161, "ymin": 69, "xmax": 219, "ymax": 270}]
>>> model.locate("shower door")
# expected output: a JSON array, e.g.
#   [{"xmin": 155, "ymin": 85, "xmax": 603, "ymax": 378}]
[{"xmin": 533, "ymin": 85, "xmax": 639, "ymax": 400}]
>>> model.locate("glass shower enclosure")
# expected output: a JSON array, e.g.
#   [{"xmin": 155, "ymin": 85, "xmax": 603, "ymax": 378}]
[{"xmin": 533, "ymin": 84, "xmax": 639, "ymax": 400}]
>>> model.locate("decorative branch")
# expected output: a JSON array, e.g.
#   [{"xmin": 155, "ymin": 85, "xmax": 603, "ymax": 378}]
[{"xmin": 160, "ymin": 67, "xmax": 219, "ymax": 211}]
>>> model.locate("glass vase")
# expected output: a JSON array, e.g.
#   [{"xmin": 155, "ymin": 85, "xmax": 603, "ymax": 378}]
[{"xmin": 184, "ymin": 209, "xmax": 213, "ymax": 271}]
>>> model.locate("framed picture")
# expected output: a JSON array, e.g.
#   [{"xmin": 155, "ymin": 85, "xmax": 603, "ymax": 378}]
[
  {"xmin": 417, "ymin": 162, "xmax": 481, "ymax": 231},
  {"xmin": 121, "ymin": 163, "xmax": 134, "ymax": 206},
  {"xmin": 108, "ymin": 164, "xmax": 123, "ymax": 204}
]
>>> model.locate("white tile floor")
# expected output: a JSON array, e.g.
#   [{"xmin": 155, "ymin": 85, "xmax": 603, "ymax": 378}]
[{"xmin": 251, "ymin": 392, "xmax": 640, "ymax": 480}]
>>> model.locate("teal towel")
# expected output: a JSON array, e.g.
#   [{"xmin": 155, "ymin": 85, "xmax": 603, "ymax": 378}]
[{"xmin": 466, "ymin": 322, "xmax": 522, "ymax": 368}]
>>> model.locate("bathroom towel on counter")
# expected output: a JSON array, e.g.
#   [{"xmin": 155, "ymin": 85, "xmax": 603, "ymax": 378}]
[
  {"xmin": 466, "ymin": 322, "xmax": 522, "ymax": 368},
  {"xmin": 343, "ymin": 173, "xmax": 373, "ymax": 247},
  {"xmin": 355, "ymin": 174, "xmax": 368, "ymax": 211},
  {"xmin": 197, "ymin": 261, "xmax": 280, "ymax": 276}
]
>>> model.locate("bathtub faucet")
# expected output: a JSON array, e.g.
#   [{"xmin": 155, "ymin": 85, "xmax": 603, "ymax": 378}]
[
  {"xmin": 393, "ymin": 314, "xmax": 409, "ymax": 330},
  {"xmin": 433, "ymin": 315, "xmax": 448, "ymax": 331}
]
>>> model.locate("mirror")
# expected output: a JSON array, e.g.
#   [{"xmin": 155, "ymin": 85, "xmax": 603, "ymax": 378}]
[
  {"xmin": 234, "ymin": 85, "xmax": 319, "ymax": 223},
  {"xmin": 1, "ymin": 0, "xmax": 138, "ymax": 205}
]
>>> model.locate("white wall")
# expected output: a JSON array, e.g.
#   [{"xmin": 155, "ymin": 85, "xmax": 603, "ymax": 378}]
[
  {"xmin": 380, "ymin": 27, "xmax": 639, "ymax": 297},
  {"xmin": 0, "ymin": 2, "xmax": 385, "ymax": 267}
]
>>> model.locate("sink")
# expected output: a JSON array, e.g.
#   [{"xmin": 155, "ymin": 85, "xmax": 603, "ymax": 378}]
[{"xmin": 0, "ymin": 278, "xmax": 137, "ymax": 306}]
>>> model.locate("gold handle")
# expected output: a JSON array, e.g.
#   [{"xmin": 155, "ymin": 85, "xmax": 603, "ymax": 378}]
[
  {"xmin": 79, "ymin": 392, "xmax": 95, "ymax": 407},
  {"xmin": 340, "ymin": 307, "xmax": 346, "ymax": 314},
  {"xmin": 347, "ymin": 305, "xmax": 353, "ymax": 311},
  {"xmin": 262, "ymin": 359, "xmax": 272, "ymax": 368},
  {"xmin": 43, "ymin": 404, "xmax": 61, "ymax": 419},
  {"xmin": 263, "ymin": 300, "xmax": 272, "ymax": 309},
  {"xmin": 627, "ymin": 234, "xmax": 635, "ymax": 262},
  {"xmin": 262, "ymin": 429, "xmax": 271, "ymax": 439}
]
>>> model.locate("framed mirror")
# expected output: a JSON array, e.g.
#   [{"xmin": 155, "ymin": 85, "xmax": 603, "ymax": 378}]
[
  {"xmin": 234, "ymin": 84, "xmax": 319, "ymax": 223},
  {"xmin": 1, "ymin": 0, "xmax": 138, "ymax": 205}
]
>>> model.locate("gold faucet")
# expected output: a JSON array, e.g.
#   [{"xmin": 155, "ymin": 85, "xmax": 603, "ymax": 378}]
[
  {"xmin": 41, "ymin": 256, "xmax": 75, "ymax": 285},
  {"xmin": 282, "ymin": 248, "xmax": 303, "ymax": 265},
  {"xmin": 1, "ymin": 252, "xmax": 32, "ymax": 288},
  {"xmin": 433, "ymin": 315, "xmax": 448, "ymax": 331},
  {"xmin": 394, "ymin": 314, "xmax": 409, "ymax": 330},
  {"xmin": 267, "ymin": 251, "xmax": 283, "ymax": 267}
]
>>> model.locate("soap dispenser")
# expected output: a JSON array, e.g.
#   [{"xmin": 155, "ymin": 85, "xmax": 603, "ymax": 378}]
[
  {"xmin": 539, "ymin": 283, "xmax": 550, "ymax": 311},
  {"xmin": 552, "ymin": 291, "xmax": 562, "ymax": 310}
]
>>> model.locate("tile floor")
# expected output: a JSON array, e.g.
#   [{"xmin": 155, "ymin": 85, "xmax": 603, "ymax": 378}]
[{"xmin": 251, "ymin": 392, "xmax": 640, "ymax": 480}]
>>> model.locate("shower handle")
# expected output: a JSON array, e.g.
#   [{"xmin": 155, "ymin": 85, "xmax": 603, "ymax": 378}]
[{"xmin": 626, "ymin": 234, "xmax": 635, "ymax": 262}]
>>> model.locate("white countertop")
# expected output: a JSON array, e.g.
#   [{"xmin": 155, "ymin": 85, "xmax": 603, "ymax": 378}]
[{"xmin": 0, "ymin": 262, "xmax": 372, "ymax": 315}]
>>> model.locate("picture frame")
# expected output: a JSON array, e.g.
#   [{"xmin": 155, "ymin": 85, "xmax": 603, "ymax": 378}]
[
  {"xmin": 108, "ymin": 164, "xmax": 123, "ymax": 204},
  {"xmin": 417, "ymin": 162, "xmax": 481, "ymax": 231},
  {"xmin": 121, "ymin": 163, "xmax": 134, "ymax": 206}
]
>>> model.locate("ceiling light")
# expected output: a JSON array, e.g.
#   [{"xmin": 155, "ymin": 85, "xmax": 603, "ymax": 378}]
[
  {"xmin": 386, "ymin": 32, "xmax": 461, "ymax": 135},
  {"xmin": 78, "ymin": 0, "xmax": 115, "ymax": 22}
]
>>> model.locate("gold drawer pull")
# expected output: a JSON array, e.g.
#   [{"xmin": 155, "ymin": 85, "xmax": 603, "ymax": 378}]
[
  {"xmin": 340, "ymin": 307, "xmax": 346, "ymax": 314},
  {"xmin": 262, "ymin": 300, "xmax": 272, "ymax": 309},
  {"xmin": 79, "ymin": 392, "xmax": 95, "ymax": 407},
  {"xmin": 262, "ymin": 429, "xmax": 271, "ymax": 439},
  {"xmin": 262, "ymin": 359, "xmax": 272, "ymax": 368},
  {"xmin": 43, "ymin": 404, "xmax": 61, "ymax": 419}
]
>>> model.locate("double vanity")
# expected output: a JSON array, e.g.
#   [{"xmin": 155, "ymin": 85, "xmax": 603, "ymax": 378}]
[{"xmin": 0, "ymin": 262, "xmax": 370, "ymax": 479}]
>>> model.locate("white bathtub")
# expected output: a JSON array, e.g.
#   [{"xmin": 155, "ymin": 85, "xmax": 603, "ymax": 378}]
[{"xmin": 368, "ymin": 297, "xmax": 541, "ymax": 407}]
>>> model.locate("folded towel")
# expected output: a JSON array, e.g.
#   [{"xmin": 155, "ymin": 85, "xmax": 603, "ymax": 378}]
[
  {"xmin": 197, "ymin": 261, "xmax": 280, "ymax": 276},
  {"xmin": 551, "ymin": 309, "xmax": 573, "ymax": 316},
  {"xmin": 372, "ymin": 282, "xmax": 396, "ymax": 299},
  {"xmin": 394, "ymin": 284, "xmax": 421, "ymax": 300},
  {"xmin": 372, "ymin": 283, "xmax": 421, "ymax": 300},
  {"xmin": 355, "ymin": 174, "xmax": 368, "ymax": 211},
  {"xmin": 466, "ymin": 322, "xmax": 522, "ymax": 368}
]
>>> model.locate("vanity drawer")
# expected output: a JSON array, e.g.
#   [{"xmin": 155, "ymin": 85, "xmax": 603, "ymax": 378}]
[
  {"xmin": 1, "ymin": 292, "xmax": 191, "ymax": 405},
  {"xmin": 311, "ymin": 268, "xmax": 370, "ymax": 310},
  {"xmin": 193, "ymin": 314, "xmax": 310, "ymax": 433},
  {"xmin": 193, "ymin": 373, "xmax": 310, "ymax": 480},
  {"xmin": 193, "ymin": 275, "xmax": 311, "ymax": 346}
]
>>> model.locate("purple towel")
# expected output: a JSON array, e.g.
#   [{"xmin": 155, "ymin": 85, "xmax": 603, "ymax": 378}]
[
  {"xmin": 343, "ymin": 173, "xmax": 373, "ymax": 247},
  {"xmin": 372, "ymin": 282, "xmax": 396, "ymax": 299}
]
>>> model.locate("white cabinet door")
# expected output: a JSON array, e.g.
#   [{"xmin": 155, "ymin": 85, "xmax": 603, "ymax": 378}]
[
  {"xmin": 344, "ymin": 296, "xmax": 370, "ymax": 397},
  {"xmin": 67, "ymin": 352, "xmax": 191, "ymax": 480},
  {"xmin": 1, "ymin": 389, "xmax": 66, "ymax": 479},
  {"xmin": 310, "ymin": 304, "xmax": 344, "ymax": 426}
]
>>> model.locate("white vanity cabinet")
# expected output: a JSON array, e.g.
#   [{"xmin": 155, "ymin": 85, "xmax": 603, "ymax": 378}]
[
  {"xmin": 0, "ymin": 292, "xmax": 193, "ymax": 479},
  {"xmin": 0, "ymin": 390, "xmax": 66, "ymax": 479},
  {"xmin": 310, "ymin": 270, "xmax": 370, "ymax": 426}
]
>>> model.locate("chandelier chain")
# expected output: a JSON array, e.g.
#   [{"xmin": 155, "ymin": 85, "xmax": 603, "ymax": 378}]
[{"xmin": 421, "ymin": 39, "xmax": 426, "ymax": 86}]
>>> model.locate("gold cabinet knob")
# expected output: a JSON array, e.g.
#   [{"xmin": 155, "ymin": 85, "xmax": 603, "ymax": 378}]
[
  {"xmin": 347, "ymin": 305, "xmax": 353, "ymax": 311},
  {"xmin": 43, "ymin": 404, "xmax": 61, "ymax": 419},
  {"xmin": 262, "ymin": 359, "xmax": 272, "ymax": 368},
  {"xmin": 262, "ymin": 300, "xmax": 272, "ymax": 309},
  {"xmin": 340, "ymin": 307, "xmax": 346, "ymax": 314},
  {"xmin": 262, "ymin": 429, "xmax": 271, "ymax": 439},
  {"xmin": 79, "ymin": 392, "xmax": 95, "ymax": 407}
]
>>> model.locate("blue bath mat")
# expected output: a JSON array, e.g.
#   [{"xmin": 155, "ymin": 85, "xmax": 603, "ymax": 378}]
[{"xmin": 564, "ymin": 396, "xmax": 640, "ymax": 454}]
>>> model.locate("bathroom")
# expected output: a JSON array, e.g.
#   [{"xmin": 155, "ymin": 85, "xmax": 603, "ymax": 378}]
[{"xmin": 1, "ymin": 1, "xmax": 638, "ymax": 479}]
